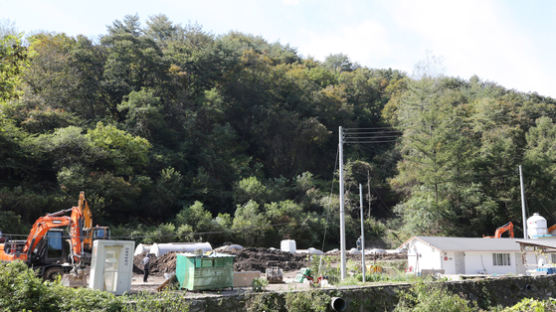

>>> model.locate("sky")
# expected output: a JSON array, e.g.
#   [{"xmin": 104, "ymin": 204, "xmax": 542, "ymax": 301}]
[{"xmin": 2, "ymin": 0, "xmax": 556, "ymax": 98}]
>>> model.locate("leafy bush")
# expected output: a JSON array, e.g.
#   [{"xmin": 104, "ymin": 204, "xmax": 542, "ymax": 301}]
[
  {"xmin": 284, "ymin": 290, "xmax": 332, "ymax": 312},
  {"xmin": 0, "ymin": 261, "xmax": 59, "ymax": 312},
  {"xmin": 246, "ymin": 293, "xmax": 283, "ymax": 312},
  {"xmin": 0, "ymin": 261, "xmax": 193, "ymax": 312},
  {"xmin": 54, "ymin": 286, "xmax": 122, "ymax": 312},
  {"xmin": 143, "ymin": 223, "xmax": 177, "ymax": 244},
  {"xmin": 251, "ymin": 277, "xmax": 268, "ymax": 292},
  {"xmin": 394, "ymin": 281, "xmax": 476, "ymax": 312},
  {"xmin": 123, "ymin": 291, "xmax": 190, "ymax": 312},
  {"xmin": 0, "ymin": 261, "xmax": 122, "ymax": 312},
  {"xmin": 309, "ymin": 255, "xmax": 340, "ymax": 284},
  {"xmin": 501, "ymin": 298, "xmax": 556, "ymax": 312}
]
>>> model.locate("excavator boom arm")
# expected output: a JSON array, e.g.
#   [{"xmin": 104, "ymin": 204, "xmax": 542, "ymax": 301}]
[{"xmin": 494, "ymin": 221, "xmax": 514, "ymax": 238}]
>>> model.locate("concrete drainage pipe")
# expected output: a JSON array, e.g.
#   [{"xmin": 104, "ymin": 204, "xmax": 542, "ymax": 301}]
[{"xmin": 330, "ymin": 297, "xmax": 347, "ymax": 312}]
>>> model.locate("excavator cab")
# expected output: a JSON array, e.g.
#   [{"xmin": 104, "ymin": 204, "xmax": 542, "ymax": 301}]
[
  {"xmin": 1, "ymin": 238, "xmax": 26, "ymax": 256},
  {"xmin": 92, "ymin": 226, "xmax": 110, "ymax": 241},
  {"xmin": 44, "ymin": 230, "xmax": 64, "ymax": 261},
  {"xmin": 30, "ymin": 229, "xmax": 69, "ymax": 266}
]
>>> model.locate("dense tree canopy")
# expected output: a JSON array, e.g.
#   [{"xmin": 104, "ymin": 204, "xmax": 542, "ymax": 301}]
[{"xmin": 0, "ymin": 15, "xmax": 555, "ymax": 248}]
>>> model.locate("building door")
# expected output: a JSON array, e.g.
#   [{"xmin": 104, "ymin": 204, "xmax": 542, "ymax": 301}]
[{"xmin": 454, "ymin": 252, "xmax": 465, "ymax": 274}]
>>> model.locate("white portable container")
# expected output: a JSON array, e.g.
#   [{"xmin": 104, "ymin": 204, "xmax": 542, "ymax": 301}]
[
  {"xmin": 133, "ymin": 243, "xmax": 152, "ymax": 256},
  {"xmin": 151, "ymin": 242, "xmax": 212, "ymax": 257},
  {"xmin": 527, "ymin": 213, "xmax": 548, "ymax": 238},
  {"xmin": 133, "ymin": 244, "xmax": 153, "ymax": 256},
  {"xmin": 88, "ymin": 240, "xmax": 134, "ymax": 295},
  {"xmin": 280, "ymin": 239, "xmax": 296, "ymax": 254}
]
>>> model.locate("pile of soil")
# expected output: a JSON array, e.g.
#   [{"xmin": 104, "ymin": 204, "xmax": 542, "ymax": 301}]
[
  {"xmin": 133, "ymin": 253, "xmax": 177, "ymax": 275},
  {"xmin": 133, "ymin": 247, "xmax": 310, "ymax": 275},
  {"xmin": 226, "ymin": 247, "xmax": 308, "ymax": 272},
  {"xmin": 133, "ymin": 255, "xmax": 147, "ymax": 274},
  {"xmin": 152, "ymin": 252, "xmax": 177, "ymax": 274}
]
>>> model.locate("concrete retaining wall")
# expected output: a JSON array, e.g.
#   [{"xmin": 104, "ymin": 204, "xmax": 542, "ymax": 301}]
[{"xmin": 187, "ymin": 275, "xmax": 556, "ymax": 312}]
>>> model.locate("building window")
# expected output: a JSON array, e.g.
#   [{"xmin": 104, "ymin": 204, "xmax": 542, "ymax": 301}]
[
  {"xmin": 552, "ymin": 254, "xmax": 556, "ymax": 264},
  {"xmin": 492, "ymin": 253, "xmax": 511, "ymax": 266}
]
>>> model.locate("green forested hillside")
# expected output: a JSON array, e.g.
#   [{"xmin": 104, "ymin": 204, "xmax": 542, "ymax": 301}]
[{"xmin": 1, "ymin": 15, "xmax": 554, "ymax": 248}]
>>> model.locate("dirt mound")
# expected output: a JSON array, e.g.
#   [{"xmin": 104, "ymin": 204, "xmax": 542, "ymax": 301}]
[
  {"xmin": 152, "ymin": 252, "xmax": 177, "ymax": 274},
  {"xmin": 227, "ymin": 247, "xmax": 308, "ymax": 272},
  {"xmin": 133, "ymin": 253, "xmax": 177, "ymax": 275},
  {"xmin": 133, "ymin": 255, "xmax": 148, "ymax": 274},
  {"xmin": 133, "ymin": 248, "xmax": 309, "ymax": 275}
]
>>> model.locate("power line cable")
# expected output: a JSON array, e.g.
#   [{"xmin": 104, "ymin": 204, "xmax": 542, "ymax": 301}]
[
  {"xmin": 344, "ymin": 135, "xmax": 401, "ymax": 139},
  {"xmin": 344, "ymin": 131, "xmax": 402, "ymax": 135},
  {"xmin": 343, "ymin": 127, "xmax": 399, "ymax": 130},
  {"xmin": 318, "ymin": 145, "xmax": 339, "ymax": 275},
  {"xmin": 344, "ymin": 140, "xmax": 399, "ymax": 144}
]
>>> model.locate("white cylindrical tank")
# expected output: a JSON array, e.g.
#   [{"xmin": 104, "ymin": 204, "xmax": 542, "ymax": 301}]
[
  {"xmin": 133, "ymin": 243, "xmax": 152, "ymax": 256},
  {"xmin": 280, "ymin": 239, "xmax": 296, "ymax": 254},
  {"xmin": 151, "ymin": 242, "xmax": 212, "ymax": 257},
  {"xmin": 527, "ymin": 213, "xmax": 547, "ymax": 238}
]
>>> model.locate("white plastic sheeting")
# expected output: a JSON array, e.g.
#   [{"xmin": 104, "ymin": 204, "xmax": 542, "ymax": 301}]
[
  {"xmin": 296, "ymin": 247, "xmax": 324, "ymax": 255},
  {"xmin": 151, "ymin": 242, "xmax": 212, "ymax": 257},
  {"xmin": 215, "ymin": 244, "xmax": 244, "ymax": 253},
  {"xmin": 133, "ymin": 243, "xmax": 153, "ymax": 256}
]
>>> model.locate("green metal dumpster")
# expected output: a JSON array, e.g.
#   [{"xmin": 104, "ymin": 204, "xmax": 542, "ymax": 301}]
[{"xmin": 175, "ymin": 253, "xmax": 234, "ymax": 290}]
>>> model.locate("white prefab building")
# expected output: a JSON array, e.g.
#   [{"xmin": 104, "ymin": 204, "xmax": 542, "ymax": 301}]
[{"xmin": 403, "ymin": 236, "xmax": 536, "ymax": 275}]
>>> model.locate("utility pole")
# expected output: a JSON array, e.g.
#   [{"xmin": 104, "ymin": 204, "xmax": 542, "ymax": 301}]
[
  {"xmin": 336, "ymin": 126, "xmax": 400, "ymax": 281},
  {"xmin": 519, "ymin": 165, "xmax": 528, "ymax": 239},
  {"xmin": 367, "ymin": 170, "xmax": 371, "ymax": 219},
  {"xmin": 359, "ymin": 184, "xmax": 366, "ymax": 282},
  {"xmin": 338, "ymin": 126, "xmax": 346, "ymax": 280}
]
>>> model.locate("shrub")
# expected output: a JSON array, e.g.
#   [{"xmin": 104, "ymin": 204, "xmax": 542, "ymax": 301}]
[
  {"xmin": 54, "ymin": 286, "xmax": 122, "ymax": 312},
  {"xmin": 123, "ymin": 291, "xmax": 190, "ymax": 312},
  {"xmin": 251, "ymin": 277, "xmax": 268, "ymax": 292},
  {"xmin": 0, "ymin": 261, "xmax": 59, "ymax": 312},
  {"xmin": 394, "ymin": 281, "xmax": 476, "ymax": 312},
  {"xmin": 284, "ymin": 290, "xmax": 332, "ymax": 312},
  {"xmin": 246, "ymin": 293, "xmax": 283, "ymax": 312},
  {"xmin": 0, "ymin": 261, "xmax": 122, "ymax": 312},
  {"xmin": 501, "ymin": 298, "xmax": 556, "ymax": 312},
  {"xmin": 143, "ymin": 223, "xmax": 177, "ymax": 244},
  {"xmin": 309, "ymin": 255, "xmax": 340, "ymax": 284}
]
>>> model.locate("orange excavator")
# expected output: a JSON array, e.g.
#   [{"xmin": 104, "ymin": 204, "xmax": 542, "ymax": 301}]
[
  {"xmin": 484, "ymin": 221, "xmax": 515, "ymax": 238},
  {"xmin": 549, "ymin": 224, "xmax": 556, "ymax": 235},
  {"xmin": 0, "ymin": 192, "xmax": 109, "ymax": 279}
]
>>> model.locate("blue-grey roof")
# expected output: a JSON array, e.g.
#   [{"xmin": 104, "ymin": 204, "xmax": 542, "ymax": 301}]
[{"xmin": 409, "ymin": 236, "xmax": 522, "ymax": 252}]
